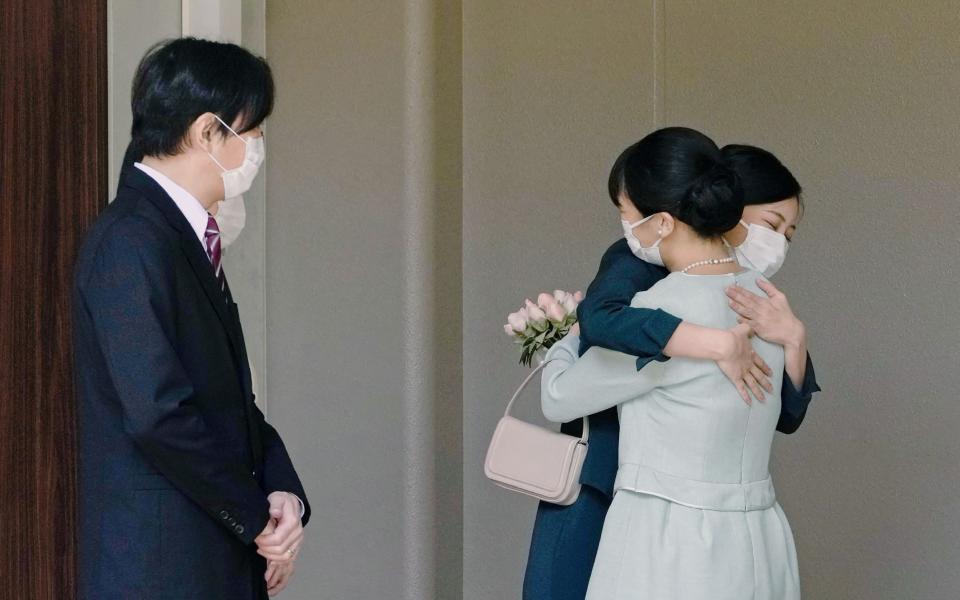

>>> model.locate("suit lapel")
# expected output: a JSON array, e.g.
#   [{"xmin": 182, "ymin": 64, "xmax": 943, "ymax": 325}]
[
  {"xmin": 122, "ymin": 167, "xmax": 245, "ymax": 367},
  {"xmin": 223, "ymin": 278, "xmax": 254, "ymax": 399},
  {"xmin": 178, "ymin": 231, "xmax": 246, "ymax": 359}
]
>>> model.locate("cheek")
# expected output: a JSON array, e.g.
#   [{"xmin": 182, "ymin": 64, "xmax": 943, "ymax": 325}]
[
  {"xmin": 740, "ymin": 210, "xmax": 766, "ymax": 230},
  {"xmin": 632, "ymin": 223, "xmax": 661, "ymax": 247},
  {"xmin": 228, "ymin": 140, "xmax": 247, "ymax": 167},
  {"xmin": 214, "ymin": 138, "xmax": 245, "ymax": 170},
  {"xmin": 618, "ymin": 208, "xmax": 642, "ymax": 225}
]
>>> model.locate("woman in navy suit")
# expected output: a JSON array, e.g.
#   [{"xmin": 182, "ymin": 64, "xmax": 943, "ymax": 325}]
[{"xmin": 522, "ymin": 141, "xmax": 820, "ymax": 600}]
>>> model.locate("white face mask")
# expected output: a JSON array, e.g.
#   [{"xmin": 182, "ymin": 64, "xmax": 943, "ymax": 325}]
[
  {"xmin": 213, "ymin": 194, "xmax": 247, "ymax": 249},
  {"xmin": 207, "ymin": 115, "xmax": 265, "ymax": 199},
  {"xmin": 732, "ymin": 220, "xmax": 789, "ymax": 277},
  {"xmin": 622, "ymin": 215, "xmax": 664, "ymax": 267}
]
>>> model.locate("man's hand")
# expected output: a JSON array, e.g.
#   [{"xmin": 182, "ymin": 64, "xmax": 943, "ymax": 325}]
[
  {"xmin": 717, "ymin": 323, "xmax": 773, "ymax": 406},
  {"xmin": 265, "ymin": 559, "xmax": 296, "ymax": 596},
  {"xmin": 726, "ymin": 280, "xmax": 805, "ymax": 348},
  {"xmin": 255, "ymin": 492, "xmax": 304, "ymax": 564},
  {"xmin": 258, "ymin": 517, "xmax": 277, "ymax": 538}
]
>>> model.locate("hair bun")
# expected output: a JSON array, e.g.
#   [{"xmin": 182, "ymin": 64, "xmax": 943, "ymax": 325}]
[{"xmin": 678, "ymin": 161, "xmax": 744, "ymax": 236}]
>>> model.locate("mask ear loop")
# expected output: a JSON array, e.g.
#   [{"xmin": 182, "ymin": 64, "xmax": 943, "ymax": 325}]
[
  {"xmin": 207, "ymin": 152, "xmax": 228, "ymax": 171},
  {"xmin": 207, "ymin": 114, "xmax": 250, "ymax": 172},
  {"xmin": 722, "ymin": 219, "xmax": 749, "ymax": 253},
  {"xmin": 212, "ymin": 114, "xmax": 245, "ymax": 140}
]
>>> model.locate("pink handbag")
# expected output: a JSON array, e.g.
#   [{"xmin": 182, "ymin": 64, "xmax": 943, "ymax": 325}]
[{"xmin": 484, "ymin": 360, "xmax": 589, "ymax": 506}]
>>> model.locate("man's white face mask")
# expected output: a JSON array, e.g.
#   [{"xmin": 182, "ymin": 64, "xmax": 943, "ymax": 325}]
[
  {"xmin": 213, "ymin": 195, "xmax": 247, "ymax": 248},
  {"xmin": 206, "ymin": 114, "xmax": 265, "ymax": 200}
]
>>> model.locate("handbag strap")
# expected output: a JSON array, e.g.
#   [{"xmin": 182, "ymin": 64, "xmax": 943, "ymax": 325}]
[{"xmin": 503, "ymin": 359, "xmax": 589, "ymax": 443}]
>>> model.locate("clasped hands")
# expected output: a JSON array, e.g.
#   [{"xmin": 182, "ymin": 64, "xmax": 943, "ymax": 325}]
[{"xmin": 256, "ymin": 491, "xmax": 305, "ymax": 596}]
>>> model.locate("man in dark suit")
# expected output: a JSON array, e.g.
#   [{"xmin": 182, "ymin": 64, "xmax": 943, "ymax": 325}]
[{"xmin": 74, "ymin": 38, "xmax": 310, "ymax": 599}]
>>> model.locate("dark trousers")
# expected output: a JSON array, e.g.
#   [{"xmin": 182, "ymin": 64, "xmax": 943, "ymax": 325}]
[{"xmin": 522, "ymin": 485, "xmax": 611, "ymax": 600}]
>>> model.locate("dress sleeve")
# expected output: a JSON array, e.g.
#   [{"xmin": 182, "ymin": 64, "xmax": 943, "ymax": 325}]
[{"xmin": 541, "ymin": 332, "xmax": 683, "ymax": 423}]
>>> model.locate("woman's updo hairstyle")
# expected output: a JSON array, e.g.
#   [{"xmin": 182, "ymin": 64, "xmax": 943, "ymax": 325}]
[
  {"xmin": 720, "ymin": 144, "xmax": 802, "ymax": 208},
  {"xmin": 608, "ymin": 127, "xmax": 744, "ymax": 237}
]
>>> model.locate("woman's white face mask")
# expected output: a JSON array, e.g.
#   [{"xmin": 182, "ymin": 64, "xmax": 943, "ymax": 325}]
[
  {"xmin": 621, "ymin": 215, "xmax": 664, "ymax": 267},
  {"xmin": 732, "ymin": 220, "xmax": 789, "ymax": 277}
]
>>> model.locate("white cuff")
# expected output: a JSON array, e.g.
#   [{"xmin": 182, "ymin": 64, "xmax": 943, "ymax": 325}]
[
  {"xmin": 270, "ymin": 491, "xmax": 306, "ymax": 519},
  {"xmin": 291, "ymin": 493, "xmax": 305, "ymax": 519}
]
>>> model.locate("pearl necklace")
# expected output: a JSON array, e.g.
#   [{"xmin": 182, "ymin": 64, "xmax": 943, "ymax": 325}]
[{"xmin": 680, "ymin": 256, "xmax": 737, "ymax": 274}]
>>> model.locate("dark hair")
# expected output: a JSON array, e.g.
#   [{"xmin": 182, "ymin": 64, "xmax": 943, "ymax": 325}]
[
  {"xmin": 720, "ymin": 144, "xmax": 801, "ymax": 208},
  {"xmin": 608, "ymin": 127, "xmax": 744, "ymax": 237},
  {"xmin": 130, "ymin": 37, "xmax": 274, "ymax": 158}
]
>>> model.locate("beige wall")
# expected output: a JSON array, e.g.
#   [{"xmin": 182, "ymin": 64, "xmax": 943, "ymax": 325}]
[
  {"xmin": 462, "ymin": 1, "xmax": 960, "ymax": 599},
  {"xmin": 107, "ymin": 0, "xmax": 181, "ymax": 189},
  {"xmin": 111, "ymin": 2, "xmax": 960, "ymax": 598},
  {"xmin": 264, "ymin": 1, "xmax": 462, "ymax": 598},
  {"xmin": 659, "ymin": 2, "xmax": 960, "ymax": 598},
  {"xmin": 462, "ymin": 2, "xmax": 660, "ymax": 597}
]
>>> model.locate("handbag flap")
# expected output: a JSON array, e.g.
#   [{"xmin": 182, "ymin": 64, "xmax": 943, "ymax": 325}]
[{"xmin": 485, "ymin": 415, "xmax": 583, "ymax": 495}]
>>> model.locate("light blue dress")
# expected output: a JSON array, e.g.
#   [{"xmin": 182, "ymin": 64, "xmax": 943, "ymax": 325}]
[{"xmin": 541, "ymin": 269, "xmax": 800, "ymax": 600}]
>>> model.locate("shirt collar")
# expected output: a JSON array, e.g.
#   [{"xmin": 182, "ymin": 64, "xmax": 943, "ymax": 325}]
[{"xmin": 134, "ymin": 162, "xmax": 209, "ymax": 244}]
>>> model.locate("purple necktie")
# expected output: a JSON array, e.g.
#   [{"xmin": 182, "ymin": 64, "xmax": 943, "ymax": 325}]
[{"xmin": 204, "ymin": 214, "xmax": 226, "ymax": 293}]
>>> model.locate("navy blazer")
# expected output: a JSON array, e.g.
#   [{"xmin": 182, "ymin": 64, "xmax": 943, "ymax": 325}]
[
  {"xmin": 74, "ymin": 167, "xmax": 310, "ymax": 600},
  {"xmin": 563, "ymin": 239, "xmax": 820, "ymax": 498}
]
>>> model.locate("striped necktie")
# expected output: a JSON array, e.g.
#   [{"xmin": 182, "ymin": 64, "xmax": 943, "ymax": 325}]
[{"xmin": 204, "ymin": 214, "xmax": 226, "ymax": 294}]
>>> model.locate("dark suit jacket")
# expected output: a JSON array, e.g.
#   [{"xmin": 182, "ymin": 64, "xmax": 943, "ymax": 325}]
[{"xmin": 74, "ymin": 166, "xmax": 310, "ymax": 600}]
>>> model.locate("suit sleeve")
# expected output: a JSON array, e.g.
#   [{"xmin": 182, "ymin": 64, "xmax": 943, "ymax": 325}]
[
  {"xmin": 251, "ymin": 399, "xmax": 312, "ymax": 526},
  {"xmin": 82, "ymin": 219, "xmax": 270, "ymax": 545},
  {"xmin": 577, "ymin": 240, "xmax": 681, "ymax": 369},
  {"xmin": 776, "ymin": 352, "xmax": 821, "ymax": 434}
]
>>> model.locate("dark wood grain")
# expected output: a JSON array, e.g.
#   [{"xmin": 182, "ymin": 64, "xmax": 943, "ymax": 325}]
[{"xmin": 0, "ymin": 1, "xmax": 107, "ymax": 598}]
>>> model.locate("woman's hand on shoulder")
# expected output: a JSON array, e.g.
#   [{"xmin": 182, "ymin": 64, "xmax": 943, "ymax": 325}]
[{"xmin": 725, "ymin": 279, "xmax": 805, "ymax": 350}]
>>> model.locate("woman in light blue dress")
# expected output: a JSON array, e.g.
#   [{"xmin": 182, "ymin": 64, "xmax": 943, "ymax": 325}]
[{"xmin": 541, "ymin": 128, "xmax": 800, "ymax": 599}]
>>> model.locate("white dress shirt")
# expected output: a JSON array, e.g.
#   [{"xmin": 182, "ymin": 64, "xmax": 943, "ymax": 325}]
[
  {"xmin": 133, "ymin": 162, "xmax": 305, "ymax": 521},
  {"xmin": 135, "ymin": 162, "xmax": 209, "ymax": 246}
]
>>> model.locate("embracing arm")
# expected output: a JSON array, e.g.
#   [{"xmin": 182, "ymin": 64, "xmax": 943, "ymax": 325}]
[
  {"xmin": 84, "ymin": 221, "xmax": 270, "ymax": 545},
  {"xmin": 726, "ymin": 279, "xmax": 822, "ymax": 433},
  {"xmin": 778, "ymin": 352, "xmax": 820, "ymax": 433},
  {"xmin": 775, "ymin": 313, "xmax": 820, "ymax": 434},
  {"xmin": 579, "ymin": 240, "xmax": 749, "ymax": 363},
  {"xmin": 579, "ymin": 240, "xmax": 771, "ymax": 403},
  {"xmin": 541, "ymin": 333, "xmax": 675, "ymax": 423},
  {"xmin": 576, "ymin": 240, "xmax": 680, "ymax": 366}
]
